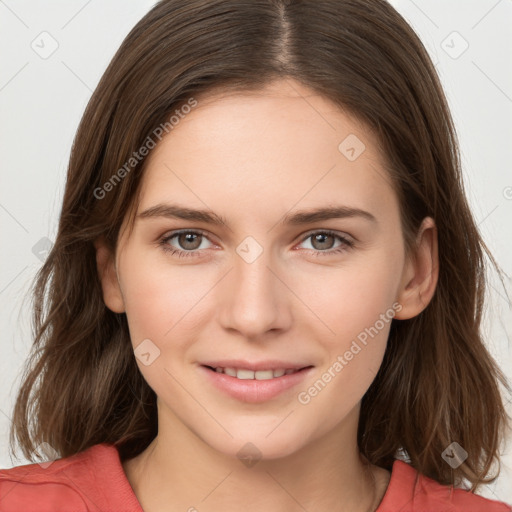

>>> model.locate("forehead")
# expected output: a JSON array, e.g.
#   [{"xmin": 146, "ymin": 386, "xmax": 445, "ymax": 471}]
[{"xmin": 134, "ymin": 79, "xmax": 398, "ymax": 229}]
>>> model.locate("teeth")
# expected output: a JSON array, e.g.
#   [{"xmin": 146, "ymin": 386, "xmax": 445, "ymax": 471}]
[
  {"xmin": 255, "ymin": 370, "xmax": 274, "ymax": 380},
  {"xmin": 213, "ymin": 367, "xmax": 298, "ymax": 379},
  {"xmin": 237, "ymin": 369, "xmax": 255, "ymax": 380}
]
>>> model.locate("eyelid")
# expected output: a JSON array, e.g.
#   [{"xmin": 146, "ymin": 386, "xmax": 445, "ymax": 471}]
[
  {"xmin": 160, "ymin": 228, "xmax": 217, "ymax": 248},
  {"xmin": 158, "ymin": 228, "xmax": 355, "ymax": 257},
  {"xmin": 160, "ymin": 228, "xmax": 354, "ymax": 246},
  {"xmin": 297, "ymin": 228, "xmax": 355, "ymax": 245}
]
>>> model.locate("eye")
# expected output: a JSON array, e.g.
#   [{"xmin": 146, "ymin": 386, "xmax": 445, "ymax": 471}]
[
  {"xmin": 297, "ymin": 230, "xmax": 354, "ymax": 257},
  {"xmin": 158, "ymin": 229, "xmax": 354, "ymax": 259},
  {"xmin": 158, "ymin": 230, "xmax": 213, "ymax": 258}
]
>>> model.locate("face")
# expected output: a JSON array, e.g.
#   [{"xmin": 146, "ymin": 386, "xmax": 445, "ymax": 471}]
[{"xmin": 96, "ymin": 78, "xmax": 436, "ymax": 461}]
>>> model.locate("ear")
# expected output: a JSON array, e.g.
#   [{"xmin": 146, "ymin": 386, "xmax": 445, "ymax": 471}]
[
  {"xmin": 94, "ymin": 236, "xmax": 125, "ymax": 313},
  {"xmin": 394, "ymin": 217, "xmax": 439, "ymax": 320}
]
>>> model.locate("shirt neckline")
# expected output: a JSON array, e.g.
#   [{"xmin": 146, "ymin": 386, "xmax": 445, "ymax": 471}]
[
  {"xmin": 375, "ymin": 459, "xmax": 416, "ymax": 510},
  {"xmin": 91, "ymin": 442, "xmax": 412, "ymax": 511}
]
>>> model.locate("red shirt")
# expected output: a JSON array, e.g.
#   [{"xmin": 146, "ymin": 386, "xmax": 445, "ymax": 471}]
[{"xmin": 0, "ymin": 443, "xmax": 510, "ymax": 511}]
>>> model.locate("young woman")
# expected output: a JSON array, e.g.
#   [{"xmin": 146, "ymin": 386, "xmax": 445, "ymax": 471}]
[{"xmin": 1, "ymin": 1, "xmax": 511, "ymax": 511}]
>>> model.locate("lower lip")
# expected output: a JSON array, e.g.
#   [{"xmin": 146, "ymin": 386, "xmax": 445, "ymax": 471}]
[{"xmin": 199, "ymin": 365, "xmax": 314, "ymax": 403}]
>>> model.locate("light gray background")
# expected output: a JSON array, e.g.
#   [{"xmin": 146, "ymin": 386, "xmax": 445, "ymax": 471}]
[{"xmin": 1, "ymin": 0, "xmax": 511, "ymax": 504}]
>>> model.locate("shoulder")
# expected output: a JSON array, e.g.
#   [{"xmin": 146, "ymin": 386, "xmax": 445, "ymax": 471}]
[
  {"xmin": 0, "ymin": 443, "xmax": 140, "ymax": 512},
  {"xmin": 377, "ymin": 459, "xmax": 512, "ymax": 512}
]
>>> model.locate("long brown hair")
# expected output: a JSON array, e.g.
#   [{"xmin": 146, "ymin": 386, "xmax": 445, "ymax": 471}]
[{"xmin": 8, "ymin": 0, "xmax": 510, "ymax": 492}]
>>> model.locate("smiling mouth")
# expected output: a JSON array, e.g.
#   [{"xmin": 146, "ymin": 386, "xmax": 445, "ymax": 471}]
[{"xmin": 203, "ymin": 365, "xmax": 313, "ymax": 380}]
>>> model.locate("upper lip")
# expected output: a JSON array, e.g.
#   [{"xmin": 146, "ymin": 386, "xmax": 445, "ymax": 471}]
[{"xmin": 200, "ymin": 359, "xmax": 313, "ymax": 371}]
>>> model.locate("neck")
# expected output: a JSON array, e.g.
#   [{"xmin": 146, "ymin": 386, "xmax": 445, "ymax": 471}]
[{"xmin": 122, "ymin": 405, "xmax": 390, "ymax": 512}]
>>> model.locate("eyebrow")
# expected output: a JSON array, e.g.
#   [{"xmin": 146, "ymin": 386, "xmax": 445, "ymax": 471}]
[{"xmin": 137, "ymin": 203, "xmax": 377, "ymax": 226}]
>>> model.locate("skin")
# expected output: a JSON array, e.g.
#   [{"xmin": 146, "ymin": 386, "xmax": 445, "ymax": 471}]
[{"xmin": 95, "ymin": 78, "xmax": 438, "ymax": 512}]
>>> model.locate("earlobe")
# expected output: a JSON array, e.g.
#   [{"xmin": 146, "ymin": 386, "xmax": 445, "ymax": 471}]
[
  {"xmin": 394, "ymin": 217, "xmax": 439, "ymax": 320},
  {"xmin": 94, "ymin": 236, "xmax": 126, "ymax": 313}
]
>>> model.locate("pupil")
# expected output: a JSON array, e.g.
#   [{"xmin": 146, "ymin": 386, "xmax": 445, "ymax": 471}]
[
  {"xmin": 180, "ymin": 233, "xmax": 200, "ymax": 249},
  {"xmin": 314, "ymin": 233, "xmax": 332, "ymax": 249}
]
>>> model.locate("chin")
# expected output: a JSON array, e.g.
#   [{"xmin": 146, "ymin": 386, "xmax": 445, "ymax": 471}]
[{"xmin": 200, "ymin": 422, "xmax": 310, "ymax": 463}]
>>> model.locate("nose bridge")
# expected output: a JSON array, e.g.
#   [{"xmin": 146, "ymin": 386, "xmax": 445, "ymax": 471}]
[{"xmin": 218, "ymin": 235, "xmax": 289, "ymax": 337}]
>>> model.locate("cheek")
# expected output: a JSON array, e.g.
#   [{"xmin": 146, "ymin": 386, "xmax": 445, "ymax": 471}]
[
  {"xmin": 294, "ymin": 250, "xmax": 400, "ymax": 406},
  {"xmin": 119, "ymin": 248, "xmax": 212, "ymax": 348},
  {"xmin": 297, "ymin": 302, "xmax": 393, "ymax": 429},
  {"xmin": 298, "ymin": 251, "xmax": 401, "ymax": 349}
]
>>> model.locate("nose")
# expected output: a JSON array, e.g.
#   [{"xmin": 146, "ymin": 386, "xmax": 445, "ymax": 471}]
[{"xmin": 217, "ymin": 245, "xmax": 292, "ymax": 340}]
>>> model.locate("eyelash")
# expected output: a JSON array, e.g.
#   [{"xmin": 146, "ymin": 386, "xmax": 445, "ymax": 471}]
[{"xmin": 158, "ymin": 229, "xmax": 354, "ymax": 258}]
